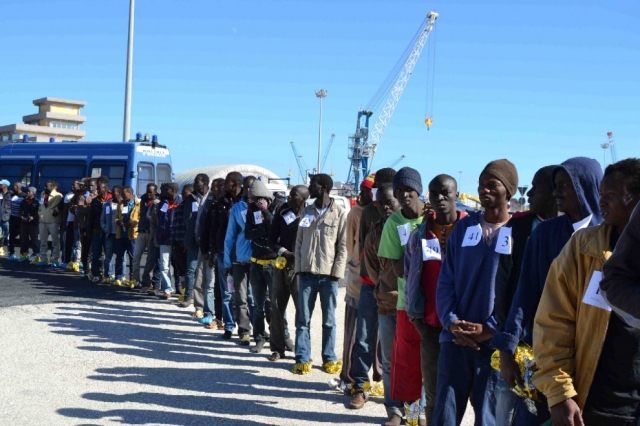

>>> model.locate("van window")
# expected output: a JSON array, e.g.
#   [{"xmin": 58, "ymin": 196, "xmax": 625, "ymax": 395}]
[
  {"xmin": 157, "ymin": 163, "xmax": 172, "ymax": 186},
  {"xmin": 37, "ymin": 162, "xmax": 86, "ymax": 194},
  {"xmin": 137, "ymin": 162, "xmax": 154, "ymax": 197},
  {"xmin": 90, "ymin": 163, "xmax": 126, "ymax": 189},
  {"xmin": 0, "ymin": 162, "xmax": 32, "ymax": 187}
]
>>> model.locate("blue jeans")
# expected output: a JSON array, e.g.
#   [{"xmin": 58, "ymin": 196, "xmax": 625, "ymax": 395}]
[
  {"xmin": 115, "ymin": 237, "xmax": 135, "ymax": 280},
  {"xmin": 184, "ymin": 246, "xmax": 199, "ymax": 299},
  {"xmin": 378, "ymin": 314, "xmax": 403, "ymax": 418},
  {"xmin": 351, "ymin": 284, "xmax": 379, "ymax": 389},
  {"xmin": 158, "ymin": 245, "xmax": 174, "ymax": 293},
  {"xmin": 91, "ymin": 231, "xmax": 106, "ymax": 276},
  {"xmin": 295, "ymin": 274, "xmax": 339, "ymax": 364},
  {"xmin": 203, "ymin": 258, "xmax": 215, "ymax": 317},
  {"xmin": 433, "ymin": 342, "xmax": 499, "ymax": 426},
  {"xmin": 216, "ymin": 254, "xmax": 236, "ymax": 332},
  {"xmin": 496, "ymin": 376, "xmax": 518, "ymax": 426},
  {"xmin": 250, "ymin": 262, "xmax": 273, "ymax": 342},
  {"xmin": 0, "ymin": 220, "xmax": 9, "ymax": 247},
  {"xmin": 103, "ymin": 234, "xmax": 116, "ymax": 277}
]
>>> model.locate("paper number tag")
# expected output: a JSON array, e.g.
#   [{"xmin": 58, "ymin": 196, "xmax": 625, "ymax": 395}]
[
  {"xmin": 241, "ymin": 209, "xmax": 247, "ymax": 223},
  {"xmin": 192, "ymin": 201, "xmax": 198, "ymax": 213},
  {"xmin": 283, "ymin": 211, "xmax": 296, "ymax": 225},
  {"xmin": 461, "ymin": 224, "xmax": 482, "ymax": 247},
  {"xmin": 11, "ymin": 195, "xmax": 18, "ymax": 201},
  {"xmin": 299, "ymin": 214, "xmax": 314, "ymax": 228},
  {"xmin": 105, "ymin": 206, "xmax": 111, "ymax": 215},
  {"xmin": 160, "ymin": 203, "xmax": 168, "ymax": 213},
  {"xmin": 397, "ymin": 223, "xmax": 411, "ymax": 246},
  {"xmin": 422, "ymin": 238, "xmax": 441, "ymax": 261},
  {"xmin": 495, "ymin": 227, "xmax": 512, "ymax": 255},
  {"xmin": 121, "ymin": 206, "xmax": 129, "ymax": 214},
  {"xmin": 582, "ymin": 271, "xmax": 611, "ymax": 311},
  {"xmin": 253, "ymin": 211, "xmax": 263, "ymax": 224}
]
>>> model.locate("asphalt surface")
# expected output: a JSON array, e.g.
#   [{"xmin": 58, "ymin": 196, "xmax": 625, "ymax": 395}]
[{"xmin": 0, "ymin": 258, "xmax": 475, "ymax": 425}]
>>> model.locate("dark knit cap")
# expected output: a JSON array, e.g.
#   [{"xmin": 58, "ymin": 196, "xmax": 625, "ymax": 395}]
[
  {"xmin": 481, "ymin": 159, "xmax": 519, "ymax": 197},
  {"xmin": 393, "ymin": 167, "xmax": 423, "ymax": 195}
]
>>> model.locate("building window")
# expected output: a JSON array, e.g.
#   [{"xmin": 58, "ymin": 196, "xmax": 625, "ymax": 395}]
[{"xmin": 48, "ymin": 121, "xmax": 78, "ymax": 130}]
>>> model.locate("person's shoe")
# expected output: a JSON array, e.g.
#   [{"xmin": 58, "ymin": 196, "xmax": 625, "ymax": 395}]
[
  {"xmin": 250, "ymin": 340, "xmax": 266, "ymax": 353},
  {"xmin": 200, "ymin": 315, "xmax": 214, "ymax": 326},
  {"xmin": 103, "ymin": 276, "xmax": 113, "ymax": 284},
  {"xmin": 162, "ymin": 291, "xmax": 172, "ymax": 299},
  {"xmin": 268, "ymin": 352, "xmax": 284, "ymax": 362},
  {"xmin": 222, "ymin": 330, "xmax": 233, "ymax": 339},
  {"xmin": 113, "ymin": 279, "xmax": 124, "ymax": 286},
  {"xmin": 92, "ymin": 275, "xmax": 102, "ymax": 283},
  {"xmin": 383, "ymin": 414, "xmax": 403, "ymax": 426},
  {"xmin": 349, "ymin": 390, "xmax": 367, "ymax": 409},
  {"xmin": 323, "ymin": 360, "xmax": 343, "ymax": 374},
  {"xmin": 59, "ymin": 262, "xmax": 67, "ymax": 269},
  {"xmin": 285, "ymin": 338, "xmax": 295, "ymax": 352},
  {"xmin": 238, "ymin": 334, "xmax": 251, "ymax": 346},
  {"xmin": 7, "ymin": 255, "xmax": 16, "ymax": 261},
  {"xmin": 213, "ymin": 319, "xmax": 224, "ymax": 330},
  {"xmin": 292, "ymin": 362, "xmax": 312, "ymax": 375},
  {"xmin": 178, "ymin": 298, "xmax": 194, "ymax": 308},
  {"xmin": 17, "ymin": 254, "xmax": 27, "ymax": 262},
  {"xmin": 30, "ymin": 255, "xmax": 41, "ymax": 265},
  {"xmin": 192, "ymin": 310, "xmax": 204, "ymax": 319},
  {"xmin": 263, "ymin": 332, "xmax": 270, "ymax": 341}
]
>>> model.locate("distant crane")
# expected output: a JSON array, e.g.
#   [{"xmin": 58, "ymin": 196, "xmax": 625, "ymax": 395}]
[
  {"xmin": 346, "ymin": 11, "xmax": 438, "ymax": 192},
  {"xmin": 290, "ymin": 141, "xmax": 311, "ymax": 184},
  {"xmin": 320, "ymin": 133, "xmax": 336, "ymax": 173},
  {"xmin": 386, "ymin": 154, "xmax": 406, "ymax": 169},
  {"xmin": 600, "ymin": 131, "xmax": 618, "ymax": 167}
]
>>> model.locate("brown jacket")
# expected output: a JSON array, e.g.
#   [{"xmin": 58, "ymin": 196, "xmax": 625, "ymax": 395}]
[
  {"xmin": 345, "ymin": 203, "xmax": 365, "ymax": 303},
  {"xmin": 364, "ymin": 220, "xmax": 397, "ymax": 316}
]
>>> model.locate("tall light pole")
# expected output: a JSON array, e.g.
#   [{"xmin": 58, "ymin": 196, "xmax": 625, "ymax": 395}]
[
  {"xmin": 458, "ymin": 171, "xmax": 463, "ymax": 193},
  {"xmin": 315, "ymin": 89, "xmax": 327, "ymax": 174},
  {"xmin": 123, "ymin": 0, "xmax": 135, "ymax": 142}
]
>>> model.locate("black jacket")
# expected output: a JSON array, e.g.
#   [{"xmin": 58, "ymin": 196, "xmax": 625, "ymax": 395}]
[
  {"xmin": 245, "ymin": 203, "xmax": 276, "ymax": 260},
  {"xmin": 268, "ymin": 203, "xmax": 300, "ymax": 255},
  {"xmin": 204, "ymin": 193, "xmax": 242, "ymax": 256},
  {"xmin": 20, "ymin": 198, "xmax": 40, "ymax": 225}
]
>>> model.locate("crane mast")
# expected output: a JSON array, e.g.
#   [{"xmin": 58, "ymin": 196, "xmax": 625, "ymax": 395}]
[
  {"xmin": 290, "ymin": 141, "xmax": 310, "ymax": 184},
  {"xmin": 346, "ymin": 11, "xmax": 438, "ymax": 193}
]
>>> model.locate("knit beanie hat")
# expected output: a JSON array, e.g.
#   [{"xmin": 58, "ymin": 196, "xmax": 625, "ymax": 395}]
[
  {"xmin": 248, "ymin": 179, "xmax": 273, "ymax": 201},
  {"xmin": 481, "ymin": 159, "xmax": 518, "ymax": 197},
  {"xmin": 361, "ymin": 173, "xmax": 376, "ymax": 189},
  {"xmin": 393, "ymin": 167, "xmax": 423, "ymax": 195}
]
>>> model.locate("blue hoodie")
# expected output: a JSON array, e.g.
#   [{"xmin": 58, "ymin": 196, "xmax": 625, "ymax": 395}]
[
  {"xmin": 436, "ymin": 210, "xmax": 504, "ymax": 343},
  {"xmin": 492, "ymin": 157, "xmax": 603, "ymax": 353},
  {"xmin": 223, "ymin": 198, "xmax": 252, "ymax": 268}
]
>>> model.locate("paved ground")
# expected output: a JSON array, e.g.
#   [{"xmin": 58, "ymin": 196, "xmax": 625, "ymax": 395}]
[{"xmin": 0, "ymin": 259, "xmax": 475, "ymax": 425}]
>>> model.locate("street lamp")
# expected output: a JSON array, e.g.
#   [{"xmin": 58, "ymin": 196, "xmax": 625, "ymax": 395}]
[
  {"xmin": 458, "ymin": 171, "xmax": 462, "ymax": 193},
  {"xmin": 315, "ymin": 89, "xmax": 327, "ymax": 174},
  {"xmin": 123, "ymin": 0, "xmax": 135, "ymax": 142}
]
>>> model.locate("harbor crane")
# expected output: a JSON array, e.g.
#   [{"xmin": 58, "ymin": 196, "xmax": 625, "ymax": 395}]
[
  {"xmin": 346, "ymin": 11, "xmax": 438, "ymax": 192},
  {"xmin": 386, "ymin": 154, "xmax": 406, "ymax": 169},
  {"xmin": 320, "ymin": 133, "xmax": 336, "ymax": 173},
  {"xmin": 290, "ymin": 141, "xmax": 311, "ymax": 184}
]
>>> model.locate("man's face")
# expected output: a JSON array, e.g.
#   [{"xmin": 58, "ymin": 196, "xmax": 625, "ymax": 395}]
[
  {"xmin": 376, "ymin": 188, "xmax": 401, "ymax": 218},
  {"xmin": 428, "ymin": 178, "xmax": 458, "ymax": 217},
  {"xmin": 553, "ymin": 169, "xmax": 580, "ymax": 215},
  {"xmin": 182, "ymin": 189, "xmax": 193, "ymax": 200},
  {"xmin": 0, "ymin": 184, "xmax": 7, "ymax": 193},
  {"xmin": 71, "ymin": 180, "xmax": 83, "ymax": 192},
  {"xmin": 147, "ymin": 186, "xmax": 157, "ymax": 201},
  {"xmin": 12, "ymin": 182, "xmax": 22, "ymax": 193},
  {"xmin": 194, "ymin": 176, "xmax": 207, "ymax": 195},
  {"xmin": 123, "ymin": 190, "xmax": 133, "ymax": 201},
  {"xmin": 359, "ymin": 186, "xmax": 373, "ymax": 205},
  {"xmin": 394, "ymin": 185, "xmax": 419, "ymax": 210},
  {"xmin": 45, "ymin": 182, "xmax": 55, "ymax": 194},
  {"xmin": 97, "ymin": 183, "xmax": 107, "ymax": 198},
  {"xmin": 112, "ymin": 188, "xmax": 122, "ymax": 202},
  {"xmin": 27, "ymin": 190, "xmax": 35, "ymax": 199},
  {"xmin": 527, "ymin": 171, "xmax": 554, "ymax": 215},
  {"xmin": 599, "ymin": 172, "xmax": 637, "ymax": 229},
  {"xmin": 211, "ymin": 181, "xmax": 221, "ymax": 198},
  {"xmin": 308, "ymin": 177, "xmax": 323, "ymax": 199},
  {"xmin": 478, "ymin": 173, "xmax": 509, "ymax": 209},
  {"xmin": 243, "ymin": 178, "xmax": 255, "ymax": 198},
  {"xmin": 88, "ymin": 181, "xmax": 97, "ymax": 193},
  {"xmin": 289, "ymin": 188, "xmax": 306, "ymax": 209},
  {"xmin": 166, "ymin": 187, "xmax": 176, "ymax": 200},
  {"xmin": 225, "ymin": 177, "xmax": 239, "ymax": 196}
]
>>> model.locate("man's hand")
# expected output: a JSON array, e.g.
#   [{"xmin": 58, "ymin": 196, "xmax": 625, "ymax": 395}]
[
  {"xmin": 283, "ymin": 250, "xmax": 295, "ymax": 260},
  {"xmin": 458, "ymin": 320, "xmax": 493, "ymax": 342},
  {"xmin": 449, "ymin": 320, "xmax": 480, "ymax": 349},
  {"xmin": 550, "ymin": 399, "xmax": 583, "ymax": 426},
  {"xmin": 330, "ymin": 276, "xmax": 340, "ymax": 282},
  {"xmin": 499, "ymin": 351, "xmax": 523, "ymax": 388}
]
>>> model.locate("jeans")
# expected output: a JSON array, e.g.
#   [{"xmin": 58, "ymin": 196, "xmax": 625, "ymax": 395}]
[
  {"xmin": 115, "ymin": 237, "xmax": 135, "ymax": 280},
  {"xmin": 103, "ymin": 234, "xmax": 116, "ymax": 277},
  {"xmin": 250, "ymin": 262, "xmax": 274, "ymax": 341},
  {"xmin": 40, "ymin": 222, "xmax": 61, "ymax": 261},
  {"xmin": 433, "ymin": 342, "xmax": 499, "ymax": 426},
  {"xmin": 378, "ymin": 314, "xmax": 403, "ymax": 418},
  {"xmin": 90, "ymin": 231, "xmax": 106, "ymax": 276},
  {"xmin": 203, "ymin": 257, "xmax": 216, "ymax": 317},
  {"xmin": 0, "ymin": 219, "xmax": 9, "ymax": 247},
  {"xmin": 495, "ymin": 376, "xmax": 518, "ymax": 426},
  {"xmin": 158, "ymin": 245, "xmax": 174, "ymax": 293},
  {"xmin": 133, "ymin": 232, "xmax": 159, "ymax": 286},
  {"xmin": 184, "ymin": 246, "xmax": 199, "ymax": 299},
  {"xmin": 412, "ymin": 319, "xmax": 442, "ymax": 425},
  {"xmin": 270, "ymin": 265, "xmax": 297, "ymax": 355},
  {"xmin": 295, "ymin": 274, "xmax": 338, "ymax": 364},
  {"xmin": 233, "ymin": 263, "xmax": 254, "ymax": 337},
  {"xmin": 352, "ymin": 284, "xmax": 380, "ymax": 389},
  {"xmin": 216, "ymin": 254, "xmax": 236, "ymax": 332}
]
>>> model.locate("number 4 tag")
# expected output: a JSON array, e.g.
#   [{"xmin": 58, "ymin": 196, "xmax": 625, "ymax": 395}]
[
  {"xmin": 461, "ymin": 224, "xmax": 482, "ymax": 247},
  {"xmin": 494, "ymin": 227, "xmax": 512, "ymax": 255}
]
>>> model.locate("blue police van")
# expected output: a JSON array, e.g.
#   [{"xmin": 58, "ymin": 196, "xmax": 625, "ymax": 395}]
[{"xmin": 0, "ymin": 137, "xmax": 173, "ymax": 196}]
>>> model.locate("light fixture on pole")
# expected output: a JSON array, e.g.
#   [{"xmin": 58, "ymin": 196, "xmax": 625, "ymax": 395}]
[
  {"xmin": 315, "ymin": 89, "xmax": 327, "ymax": 174},
  {"xmin": 123, "ymin": 0, "xmax": 135, "ymax": 142}
]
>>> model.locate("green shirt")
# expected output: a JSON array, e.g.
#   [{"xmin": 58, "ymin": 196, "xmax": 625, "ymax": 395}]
[{"xmin": 377, "ymin": 210, "xmax": 423, "ymax": 311}]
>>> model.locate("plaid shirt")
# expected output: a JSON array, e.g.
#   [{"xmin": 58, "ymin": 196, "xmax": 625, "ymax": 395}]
[{"xmin": 170, "ymin": 203, "xmax": 186, "ymax": 246}]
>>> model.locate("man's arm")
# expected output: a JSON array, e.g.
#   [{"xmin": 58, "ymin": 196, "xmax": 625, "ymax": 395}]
[
  {"xmin": 294, "ymin": 214, "xmax": 303, "ymax": 274},
  {"xmin": 363, "ymin": 230, "xmax": 380, "ymax": 285},
  {"xmin": 436, "ymin": 223, "xmax": 460, "ymax": 332},
  {"xmin": 223, "ymin": 205, "xmax": 239, "ymax": 269},
  {"xmin": 601, "ymin": 204, "xmax": 640, "ymax": 328},
  {"xmin": 330, "ymin": 209, "xmax": 348, "ymax": 280}
]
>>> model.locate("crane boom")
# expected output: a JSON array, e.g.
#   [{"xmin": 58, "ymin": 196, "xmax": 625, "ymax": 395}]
[
  {"xmin": 320, "ymin": 133, "xmax": 336, "ymax": 172},
  {"xmin": 290, "ymin": 141, "xmax": 310, "ymax": 184},
  {"xmin": 387, "ymin": 154, "xmax": 406, "ymax": 169}
]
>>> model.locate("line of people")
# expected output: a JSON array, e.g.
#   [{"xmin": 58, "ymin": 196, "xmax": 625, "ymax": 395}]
[{"xmin": 2, "ymin": 156, "xmax": 639, "ymax": 426}]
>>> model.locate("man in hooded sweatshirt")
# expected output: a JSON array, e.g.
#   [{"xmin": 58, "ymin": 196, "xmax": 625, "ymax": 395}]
[
  {"xmin": 492, "ymin": 157, "xmax": 603, "ymax": 425},
  {"xmin": 435, "ymin": 159, "xmax": 518, "ymax": 426}
]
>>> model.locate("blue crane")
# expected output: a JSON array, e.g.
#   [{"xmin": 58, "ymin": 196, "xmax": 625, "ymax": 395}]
[
  {"xmin": 346, "ymin": 11, "xmax": 438, "ymax": 192},
  {"xmin": 320, "ymin": 133, "xmax": 336, "ymax": 173},
  {"xmin": 290, "ymin": 141, "xmax": 310, "ymax": 184},
  {"xmin": 386, "ymin": 154, "xmax": 406, "ymax": 169}
]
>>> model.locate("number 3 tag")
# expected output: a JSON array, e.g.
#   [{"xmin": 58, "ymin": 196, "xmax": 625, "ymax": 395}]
[
  {"xmin": 422, "ymin": 238, "xmax": 441, "ymax": 261},
  {"xmin": 461, "ymin": 224, "xmax": 482, "ymax": 247},
  {"xmin": 494, "ymin": 227, "xmax": 512, "ymax": 255}
]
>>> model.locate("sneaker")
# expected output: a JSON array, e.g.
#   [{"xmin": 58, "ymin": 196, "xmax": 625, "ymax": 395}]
[
  {"xmin": 285, "ymin": 338, "xmax": 295, "ymax": 352},
  {"xmin": 238, "ymin": 334, "xmax": 251, "ymax": 346},
  {"xmin": 178, "ymin": 298, "xmax": 194, "ymax": 308},
  {"xmin": 113, "ymin": 279, "xmax": 123, "ymax": 286},
  {"xmin": 349, "ymin": 390, "xmax": 367, "ymax": 409},
  {"xmin": 59, "ymin": 262, "xmax": 67, "ymax": 269},
  {"xmin": 222, "ymin": 330, "xmax": 233, "ymax": 339},
  {"xmin": 103, "ymin": 276, "xmax": 113, "ymax": 284},
  {"xmin": 66, "ymin": 262, "xmax": 75, "ymax": 271},
  {"xmin": 214, "ymin": 319, "xmax": 224, "ymax": 330},
  {"xmin": 30, "ymin": 255, "xmax": 41, "ymax": 265},
  {"xmin": 7, "ymin": 255, "xmax": 16, "ymax": 261}
]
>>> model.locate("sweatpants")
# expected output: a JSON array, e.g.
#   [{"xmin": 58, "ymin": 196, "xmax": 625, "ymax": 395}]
[{"xmin": 390, "ymin": 310, "xmax": 423, "ymax": 402}]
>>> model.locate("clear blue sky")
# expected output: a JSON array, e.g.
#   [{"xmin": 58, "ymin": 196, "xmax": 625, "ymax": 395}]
[{"xmin": 1, "ymin": 0, "xmax": 638, "ymax": 195}]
